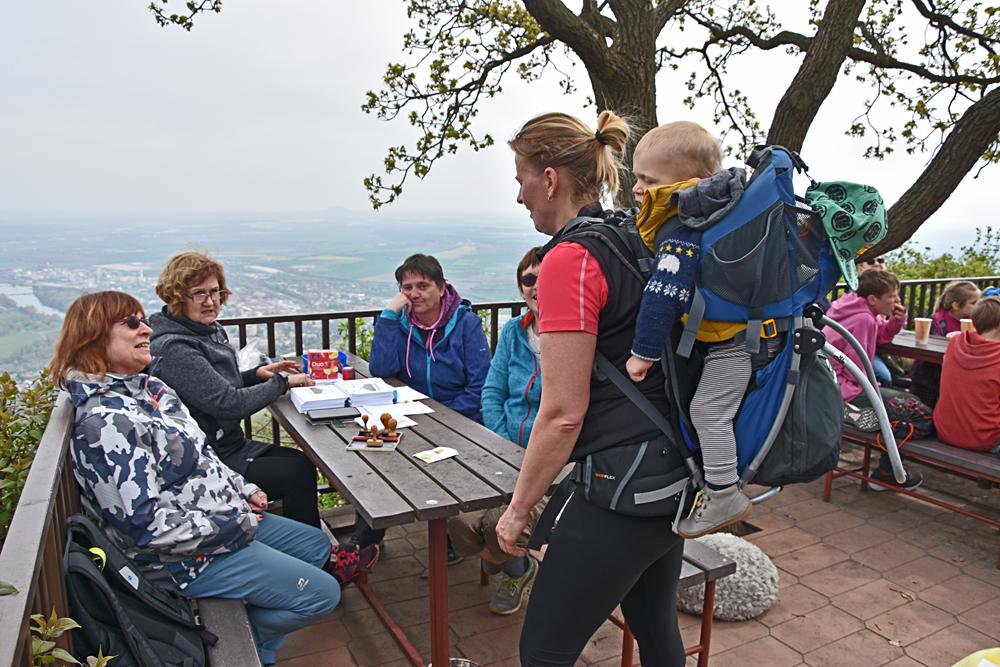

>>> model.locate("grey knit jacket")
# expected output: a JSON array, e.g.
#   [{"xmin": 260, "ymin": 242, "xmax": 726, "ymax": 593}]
[{"xmin": 149, "ymin": 307, "xmax": 287, "ymax": 474}]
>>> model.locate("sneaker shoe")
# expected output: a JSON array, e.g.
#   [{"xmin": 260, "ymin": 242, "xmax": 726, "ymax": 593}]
[
  {"xmin": 489, "ymin": 556, "xmax": 538, "ymax": 616},
  {"xmin": 326, "ymin": 543, "xmax": 380, "ymax": 585},
  {"xmin": 869, "ymin": 467, "xmax": 923, "ymax": 492},
  {"xmin": 447, "ymin": 540, "xmax": 464, "ymax": 567},
  {"xmin": 676, "ymin": 486, "xmax": 752, "ymax": 539}
]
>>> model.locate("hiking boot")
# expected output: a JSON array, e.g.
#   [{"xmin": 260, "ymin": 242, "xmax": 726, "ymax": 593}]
[
  {"xmin": 869, "ymin": 467, "xmax": 923, "ymax": 492},
  {"xmin": 489, "ymin": 556, "xmax": 538, "ymax": 616},
  {"xmin": 676, "ymin": 486, "xmax": 752, "ymax": 539},
  {"xmin": 326, "ymin": 543, "xmax": 380, "ymax": 585}
]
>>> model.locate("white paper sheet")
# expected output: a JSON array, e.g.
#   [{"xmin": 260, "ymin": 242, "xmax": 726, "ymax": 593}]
[
  {"xmin": 412, "ymin": 447, "xmax": 458, "ymax": 463},
  {"xmin": 393, "ymin": 386, "xmax": 429, "ymax": 402}
]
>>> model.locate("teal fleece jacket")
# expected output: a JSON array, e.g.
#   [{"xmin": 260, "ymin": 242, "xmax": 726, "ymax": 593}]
[{"xmin": 481, "ymin": 312, "xmax": 541, "ymax": 447}]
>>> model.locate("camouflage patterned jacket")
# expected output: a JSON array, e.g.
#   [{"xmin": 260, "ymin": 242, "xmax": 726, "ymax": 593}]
[{"xmin": 66, "ymin": 370, "xmax": 260, "ymax": 588}]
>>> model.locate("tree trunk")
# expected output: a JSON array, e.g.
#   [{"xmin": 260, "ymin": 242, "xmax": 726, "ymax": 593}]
[
  {"xmin": 871, "ymin": 87, "xmax": 1000, "ymax": 255},
  {"xmin": 524, "ymin": 0, "xmax": 660, "ymax": 208},
  {"xmin": 600, "ymin": 2, "xmax": 661, "ymax": 207},
  {"xmin": 766, "ymin": 0, "xmax": 867, "ymax": 151}
]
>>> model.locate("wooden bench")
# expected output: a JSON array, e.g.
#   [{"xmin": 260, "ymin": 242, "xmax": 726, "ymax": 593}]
[
  {"xmin": 824, "ymin": 425, "xmax": 1000, "ymax": 568},
  {"xmin": 0, "ymin": 395, "xmax": 263, "ymax": 667}
]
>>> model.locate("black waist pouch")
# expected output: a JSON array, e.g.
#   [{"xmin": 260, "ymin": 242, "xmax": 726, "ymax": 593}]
[{"xmin": 576, "ymin": 436, "xmax": 692, "ymax": 518}]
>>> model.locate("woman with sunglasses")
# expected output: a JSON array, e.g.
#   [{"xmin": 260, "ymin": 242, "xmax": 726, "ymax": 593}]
[
  {"xmin": 149, "ymin": 252, "xmax": 323, "ymax": 528},
  {"xmin": 448, "ymin": 247, "xmax": 545, "ymax": 616},
  {"xmin": 51, "ymin": 291, "xmax": 370, "ymax": 666}
]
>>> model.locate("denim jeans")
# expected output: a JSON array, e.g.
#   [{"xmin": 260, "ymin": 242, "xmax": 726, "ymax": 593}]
[
  {"xmin": 872, "ymin": 354, "xmax": 893, "ymax": 387},
  {"xmin": 183, "ymin": 513, "xmax": 339, "ymax": 665}
]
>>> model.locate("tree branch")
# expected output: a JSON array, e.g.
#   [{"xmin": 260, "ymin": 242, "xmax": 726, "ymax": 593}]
[
  {"xmin": 522, "ymin": 0, "xmax": 617, "ymax": 78},
  {"xmin": 874, "ymin": 86, "xmax": 1000, "ymax": 253},
  {"xmin": 702, "ymin": 22, "xmax": 1000, "ymax": 86},
  {"xmin": 766, "ymin": 0, "xmax": 868, "ymax": 151},
  {"xmin": 909, "ymin": 0, "xmax": 997, "ymax": 55}
]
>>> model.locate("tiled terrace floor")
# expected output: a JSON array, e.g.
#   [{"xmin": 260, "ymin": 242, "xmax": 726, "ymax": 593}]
[{"xmin": 277, "ymin": 453, "xmax": 1000, "ymax": 666}]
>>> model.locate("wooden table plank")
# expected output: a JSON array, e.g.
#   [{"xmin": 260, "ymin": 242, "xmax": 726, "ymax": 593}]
[
  {"xmin": 323, "ymin": 418, "xmax": 462, "ymax": 521},
  {"xmin": 878, "ymin": 330, "xmax": 948, "ymax": 365},
  {"xmin": 423, "ymin": 406, "xmax": 530, "ymax": 471},
  {"xmin": 346, "ymin": 352, "xmax": 529, "ymax": 479},
  {"xmin": 679, "ymin": 560, "xmax": 706, "ymax": 589},
  {"xmin": 683, "ymin": 540, "xmax": 736, "ymax": 581},
  {"xmin": 407, "ymin": 416, "xmax": 521, "ymax": 499},
  {"xmin": 388, "ymin": 426, "xmax": 506, "ymax": 513},
  {"xmin": 269, "ymin": 397, "xmax": 414, "ymax": 529}
]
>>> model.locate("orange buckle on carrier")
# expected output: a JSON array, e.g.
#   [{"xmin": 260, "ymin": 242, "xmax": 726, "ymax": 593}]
[{"xmin": 761, "ymin": 319, "xmax": 779, "ymax": 339}]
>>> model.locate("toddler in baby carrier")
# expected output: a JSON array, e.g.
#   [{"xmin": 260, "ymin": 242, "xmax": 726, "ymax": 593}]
[{"xmin": 663, "ymin": 146, "xmax": 850, "ymax": 537}]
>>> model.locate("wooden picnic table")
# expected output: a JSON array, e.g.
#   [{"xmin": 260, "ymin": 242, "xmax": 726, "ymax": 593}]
[
  {"xmin": 878, "ymin": 329, "xmax": 948, "ymax": 365},
  {"xmin": 269, "ymin": 353, "xmax": 529, "ymax": 667}
]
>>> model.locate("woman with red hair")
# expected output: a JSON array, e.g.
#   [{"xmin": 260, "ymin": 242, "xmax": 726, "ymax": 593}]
[{"xmin": 52, "ymin": 291, "xmax": 374, "ymax": 665}]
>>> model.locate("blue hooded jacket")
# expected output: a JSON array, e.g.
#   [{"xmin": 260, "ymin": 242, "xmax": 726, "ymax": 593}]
[
  {"xmin": 369, "ymin": 298, "xmax": 491, "ymax": 420},
  {"xmin": 481, "ymin": 312, "xmax": 541, "ymax": 447}
]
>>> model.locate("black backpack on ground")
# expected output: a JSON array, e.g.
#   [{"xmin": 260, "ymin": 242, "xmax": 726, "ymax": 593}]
[{"xmin": 64, "ymin": 513, "xmax": 219, "ymax": 666}]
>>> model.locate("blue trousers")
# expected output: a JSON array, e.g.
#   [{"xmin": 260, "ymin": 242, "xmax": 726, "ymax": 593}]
[
  {"xmin": 184, "ymin": 513, "xmax": 339, "ymax": 665},
  {"xmin": 872, "ymin": 354, "xmax": 893, "ymax": 387}
]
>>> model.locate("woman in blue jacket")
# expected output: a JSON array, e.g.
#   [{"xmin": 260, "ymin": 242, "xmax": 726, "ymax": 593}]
[
  {"xmin": 449, "ymin": 247, "xmax": 545, "ymax": 616},
  {"xmin": 369, "ymin": 253, "xmax": 491, "ymax": 420},
  {"xmin": 481, "ymin": 247, "xmax": 543, "ymax": 447}
]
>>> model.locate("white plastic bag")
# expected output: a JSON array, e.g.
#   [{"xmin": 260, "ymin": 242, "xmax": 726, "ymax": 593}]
[{"xmin": 236, "ymin": 339, "xmax": 266, "ymax": 372}]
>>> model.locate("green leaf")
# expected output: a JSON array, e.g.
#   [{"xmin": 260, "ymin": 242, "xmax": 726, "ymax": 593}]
[
  {"xmin": 0, "ymin": 580, "xmax": 18, "ymax": 596},
  {"xmin": 49, "ymin": 648, "xmax": 82, "ymax": 665}
]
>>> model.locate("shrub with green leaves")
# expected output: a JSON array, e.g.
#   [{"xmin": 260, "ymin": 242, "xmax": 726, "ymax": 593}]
[
  {"xmin": 31, "ymin": 609, "xmax": 114, "ymax": 666},
  {"xmin": 1, "ymin": 371, "xmax": 56, "ymax": 548},
  {"xmin": 887, "ymin": 226, "xmax": 1000, "ymax": 281}
]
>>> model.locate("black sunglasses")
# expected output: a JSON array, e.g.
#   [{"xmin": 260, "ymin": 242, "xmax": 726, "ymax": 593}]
[
  {"xmin": 118, "ymin": 315, "xmax": 150, "ymax": 330},
  {"xmin": 519, "ymin": 273, "xmax": 538, "ymax": 287}
]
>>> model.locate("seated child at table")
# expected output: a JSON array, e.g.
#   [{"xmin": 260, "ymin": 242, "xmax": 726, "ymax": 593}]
[
  {"xmin": 823, "ymin": 270, "xmax": 923, "ymax": 490},
  {"xmin": 933, "ymin": 296, "xmax": 1000, "ymax": 454},
  {"xmin": 910, "ymin": 280, "xmax": 981, "ymax": 407}
]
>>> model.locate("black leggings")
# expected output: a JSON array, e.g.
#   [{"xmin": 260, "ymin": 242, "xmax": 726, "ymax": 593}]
[
  {"xmin": 244, "ymin": 444, "xmax": 320, "ymax": 528},
  {"xmin": 519, "ymin": 491, "xmax": 685, "ymax": 667}
]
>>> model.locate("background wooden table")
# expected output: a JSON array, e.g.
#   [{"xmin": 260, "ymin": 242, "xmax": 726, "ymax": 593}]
[{"xmin": 269, "ymin": 354, "xmax": 529, "ymax": 666}]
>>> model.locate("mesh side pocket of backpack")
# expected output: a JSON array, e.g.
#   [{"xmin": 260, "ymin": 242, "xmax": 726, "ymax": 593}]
[
  {"xmin": 788, "ymin": 206, "xmax": 824, "ymax": 291},
  {"xmin": 701, "ymin": 202, "xmax": 794, "ymax": 309}
]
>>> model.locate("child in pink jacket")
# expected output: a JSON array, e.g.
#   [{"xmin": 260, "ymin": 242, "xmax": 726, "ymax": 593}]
[{"xmin": 823, "ymin": 270, "xmax": 923, "ymax": 490}]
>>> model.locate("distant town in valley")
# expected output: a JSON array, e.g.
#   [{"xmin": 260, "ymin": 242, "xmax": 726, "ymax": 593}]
[{"xmin": 0, "ymin": 211, "xmax": 547, "ymax": 384}]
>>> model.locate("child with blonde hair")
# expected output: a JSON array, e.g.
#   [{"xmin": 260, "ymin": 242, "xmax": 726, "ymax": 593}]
[
  {"xmin": 625, "ymin": 121, "xmax": 769, "ymax": 537},
  {"xmin": 911, "ymin": 280, "xmax": 981, "ymax": 406}
]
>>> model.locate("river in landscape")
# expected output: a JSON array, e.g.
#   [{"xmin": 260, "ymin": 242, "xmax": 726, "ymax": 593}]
[{"xmin": 0, "ymin": 284, "xmax": 62, "ymax": 317}]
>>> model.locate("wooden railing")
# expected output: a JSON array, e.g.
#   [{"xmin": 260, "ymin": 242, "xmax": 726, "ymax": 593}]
[
  {"xmin": 0, "ymin": 395, "xmax": 78, "ymax": 667},
  {"xmin": 217, "ymin": 300, "xmax": 526, "ymax": 357}
]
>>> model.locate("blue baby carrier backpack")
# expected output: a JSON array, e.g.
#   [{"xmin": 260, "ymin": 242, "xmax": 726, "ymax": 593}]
[{"xmin": 665, "ymin": 146, "xmax": 845, "ymax": 488}]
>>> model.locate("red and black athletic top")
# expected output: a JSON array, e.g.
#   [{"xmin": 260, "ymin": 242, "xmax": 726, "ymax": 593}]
[{"xmin": 536, "ymin": 207, "xmax": 673, "ymax": 460}]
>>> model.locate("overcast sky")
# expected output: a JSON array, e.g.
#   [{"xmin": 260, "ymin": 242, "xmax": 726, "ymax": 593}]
[{"xmin": 0, "ymin": 1, "xmax": 991, "ymax": 250}]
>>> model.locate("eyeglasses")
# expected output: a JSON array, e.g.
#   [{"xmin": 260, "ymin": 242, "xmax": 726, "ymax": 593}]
[
  {"xmin": 186, "ymin": 287, "xmax": 230, "ymax": 304},
  {"xmin": 519, "ymin": 273, "xmax": 538, "ymax": 288},
  {"xmin": 118, "ymin": 315, "xmax": 150, "ymax": 330}
]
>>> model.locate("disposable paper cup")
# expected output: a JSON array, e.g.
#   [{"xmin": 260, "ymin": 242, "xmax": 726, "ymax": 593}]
[
  {"xmin": 960, "ymin": 318, "xmax": 975, "ymax": 332},
  {"xmin": 914, "ymin": 317, "xmax": 932, "ymax": 344}
]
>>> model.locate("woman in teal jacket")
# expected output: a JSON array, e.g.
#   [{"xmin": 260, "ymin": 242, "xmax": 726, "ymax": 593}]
[
  {"xmin": 482, "ymin": 247, "xmax": 543, "ymax": 447},
  {"xmin": 449, "ymin": 247, "xmax": 544, "ymax": 616},
  {"xmin": 368, "ymin": 253, "xmax": 491, "ymax": 421}
]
